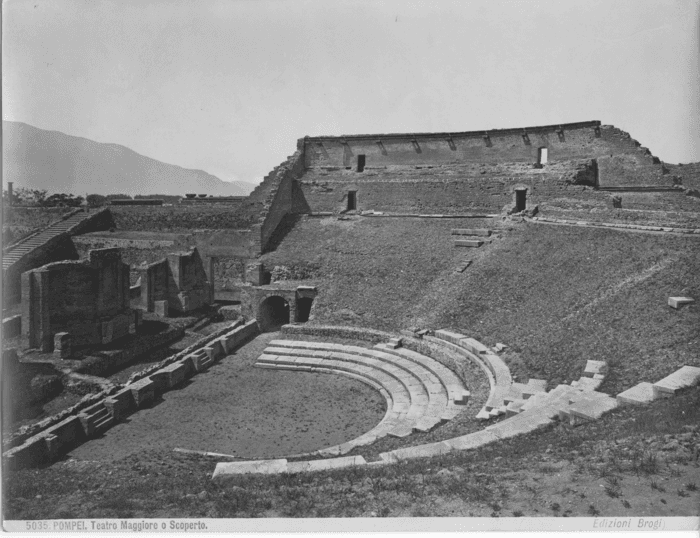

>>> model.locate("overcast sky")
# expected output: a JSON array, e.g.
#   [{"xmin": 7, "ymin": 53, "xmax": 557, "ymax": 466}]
[{"xmin": 3, "ymin": 0, "xmax": 699, "ymax": 185}]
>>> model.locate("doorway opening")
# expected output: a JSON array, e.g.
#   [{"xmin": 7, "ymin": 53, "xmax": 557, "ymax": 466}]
[
  {"xmin": 357, "ymin": 155, "xmax": 366, "ymax": 172},
  {"xmin": 259, "ymin": 296, "xmax": 290, "ymax": 331},
  {"xmin": 515, "ymin": 189, "xmax": 527, "ymax": 212},
  {"xmin": 296, "ymin": 297, "xmax": 313, "ymax": 323},
  {"xmin": 347, "ymin": 191, "xmax": 357, "ymax": 211}
]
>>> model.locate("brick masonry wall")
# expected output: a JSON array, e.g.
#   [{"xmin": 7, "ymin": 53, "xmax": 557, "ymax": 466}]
[{"xmin": 298, "ymin": 160, "xmax": 598, "ymax": 213}]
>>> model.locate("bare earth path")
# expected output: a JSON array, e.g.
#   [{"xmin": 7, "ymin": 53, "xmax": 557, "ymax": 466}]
[{"xmin": 68, "ymin": 332, "xmax": 386, "ymax": 461}]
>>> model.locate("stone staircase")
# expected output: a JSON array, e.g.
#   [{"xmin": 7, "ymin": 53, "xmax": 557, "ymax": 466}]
[
  {"xmin": 77, "ymin": 402, "xmax": 114, "ymax": 437},
  {"xmin": 255, "ymin": 339, "xmax": 470, "ymax": 455},
  {"xmin": 429, "ymin": 330, "xmax": 619, "ymax": 425},
  {"xmin": 3, "ymin": 208, "xmax": 111, "ymax": 274},
  {"xmin": 451, "ymin": 228, "xmax": 493, "ymax": 273}
]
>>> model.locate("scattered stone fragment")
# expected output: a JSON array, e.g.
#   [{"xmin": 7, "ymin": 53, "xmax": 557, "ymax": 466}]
[{"xmin": 668, "ymin": 297, "xmax": 694, "ymax": 309}]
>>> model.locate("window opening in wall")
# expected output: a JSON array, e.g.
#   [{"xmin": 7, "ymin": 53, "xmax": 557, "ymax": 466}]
[
  {"xmin": 538, "ymin": 147, "xmax": 548, "ymax": 165},
  {"xmin": 515, "ymin": 189, "xmax": 527, "ymax": 212},
  {"xmin": 347, "ymin": 191, "xmax": 357, "ymax": 211},
  {"xmin": 296, "ymin": 297, "xmax": 313, "ymax": 323},
  {"xmin": 357, "ymin": 155, "xmax": 366, "ymax": 172}
]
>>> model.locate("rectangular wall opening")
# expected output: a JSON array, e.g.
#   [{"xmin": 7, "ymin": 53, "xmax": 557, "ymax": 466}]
[
  {"xmin": 357, "ymin": 155, "xmax": 366, "ymax": 172},
  {"xmin": 515, "ymin": 189, "xmax": 527, "ymax": 212},
  {"xmin": 538, "ymin": 147, "xmax": 548, "ymax": 165},
  {"xmin": 347, "ymin": 191, "xmax": 357, "ymax": 211}
]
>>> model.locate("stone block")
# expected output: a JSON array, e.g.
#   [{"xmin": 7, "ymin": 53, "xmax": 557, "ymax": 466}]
[
  {"xmin": 568, "ymin": 394, "xmax": 618, "ymax": 424},
  {"xmin": 3, "ymin": 435, "xmax": 51, "ymax": 470},
  {"xmin": 104, "ymin": 388, "xmax": 135, "ymax": 420},
  {"xmin": 132, "ymin": 309, "xmax": 143, "ymax": 333},
  {"xmin": 203, "ymin": 339, "xmax": 225, "ymax": 362},
  {"xmin": 159, "ymin": 362, "xmax": 187, "ymax": 388},
  {"xmin": 454, "ymin": 239, "xmax": 483, "ymax": 248},
  {"xmin": 175, "ymin": 356, "xmax": 197, "ymax": 379},
  {"xmin": 652, "ymin": 365, "xmax": 700, "ymax": 398},
  {"xmin": 286, "ymin": 455, "xmax": 367, "ymax": 473},
  {"xmin": 668, "ymin": 297, "xmax": 694, "ymax": 309},
  {"xmin": 213, "ymin": 459, "xmax": 288, "ymax": 478},
  {"xmin": 446, "ymin": 429, "xmax": 499, "ymax": 450},
  {"xmin": 53, "ymin": 332, "xmax": 73, "ymax": 359},
  {"xmin": 100, "ymin": 320, "xmax": 115, "ymax": 344},
  {"xmin": 434, "ymin": 329, "xmax": 466, "ymax": 346},
  {"xmin": 43, "ymin": 416, "xmax": 83, "ymax": 458},
  {"xmin": 154, "ymin": 300, "xmax": 169, "ymax": 317},
  {"xmin": 459, "ymin": 337, "xmax": 490, "ymax": 355},
  {"xmin": 128, "ymin": 377, "xmax": 155, "ymax": 407},
  {"xmin": 451, "ymin": 228, "xmax": 492, "ymax": 237},
  {"xmin": 389, "ymin": 441, "xmax": 452, "ymax": 461},
  {"xmin": 616, "ymin": 382, "xmax": 655, "ymax": 405},
  {"xmin": 2, "ymin": 314, "xmax": 22, "ymax": 339},
  {"xmin": 149, "ymin": 370, "xmax": 170, "ymax": 393},
  {"xmin": 583, "ymin": 360, "xmax": 608, "ymax": 377}
]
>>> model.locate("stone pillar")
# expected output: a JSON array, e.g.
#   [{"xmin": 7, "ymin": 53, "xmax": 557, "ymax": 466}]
[
  {"xmin": 21, "ymin": 269, "xmax": 52, "ymax": 351},
  {"xmin": 53, "ymin": 332, "xmax": 72, "ymax": 359}
]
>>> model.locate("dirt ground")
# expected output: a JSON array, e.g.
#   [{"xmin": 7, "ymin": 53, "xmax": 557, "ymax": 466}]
[{"xmin": 67, "ymin": 332, "xmax": 386, "ymax": 461}]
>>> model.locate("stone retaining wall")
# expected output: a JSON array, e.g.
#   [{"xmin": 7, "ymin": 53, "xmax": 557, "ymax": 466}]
[{"xmin": 2, "ymin": 319, "xmax": 260, "ymax": 465}]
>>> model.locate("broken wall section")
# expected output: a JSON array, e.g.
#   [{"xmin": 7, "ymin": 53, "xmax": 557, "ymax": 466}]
[
  {"xmin": 21, "ymin": 248, "xmax": 133, "ymax": 351},
  {"xmin": 136, "ymin": 247, "xmax": 212, "ymax": 315}
]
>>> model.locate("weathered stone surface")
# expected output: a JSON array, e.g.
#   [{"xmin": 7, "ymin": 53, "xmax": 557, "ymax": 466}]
[
  {"xmin": 53, "ymin": 332, "xmax": 72, "ymax": 359},
  {"xmin": 668, "ymin": 297, "xmax": 694, "ymax": 309},
  {"xmin": 653, "ymin": 366, "xmax": 700, "ymax": 398},
  {"xmin": 212, "ymin": 459, "xmax": 289, "ymax": 478},
  {"xmin": 128, "ymin": 377, "xmax": 155, "ymax": 407},
  {"xmin": 616, "ymin": 382, "xmax": 655, "ymax": 405},
  {"xmin": 154, "ymin": 300, "xmax": 169, "ymax": 317},
  {"xmin": 583, "ymin": 360, "xmax": 608, "ymax": 377}
]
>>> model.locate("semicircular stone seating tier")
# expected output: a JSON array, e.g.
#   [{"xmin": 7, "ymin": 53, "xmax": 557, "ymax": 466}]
[
  {"xmin": 214, "ymin": 327, "xmax": 655, "ymax": 478},
  {"xmin": 214, "ymin": 329, "xmax": 699, "ymax": 478},
  {"xmin": 254, "ymin": 339, "xmax": 471, "ymax": 457}
]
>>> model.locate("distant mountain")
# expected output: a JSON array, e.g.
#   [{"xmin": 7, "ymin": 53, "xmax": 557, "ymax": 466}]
[{"xmin": 2, "ymin": 121, "xmax": 256, "ymax": 197}]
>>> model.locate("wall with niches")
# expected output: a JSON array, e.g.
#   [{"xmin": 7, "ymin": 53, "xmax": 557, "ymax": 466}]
[{"xmin": 304, "ymin": 122, "xmax": 603, "ymax": 169}]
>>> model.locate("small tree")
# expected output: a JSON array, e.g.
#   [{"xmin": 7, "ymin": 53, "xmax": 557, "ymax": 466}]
[{"xmin": 86, "ymin": 194, "xmax": 107, "ymax": 207}]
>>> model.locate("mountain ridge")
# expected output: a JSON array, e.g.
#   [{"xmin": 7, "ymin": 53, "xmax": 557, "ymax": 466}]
[{"xmin": 2, "ymin": 121, "xmax": 256, "ymax": 197}]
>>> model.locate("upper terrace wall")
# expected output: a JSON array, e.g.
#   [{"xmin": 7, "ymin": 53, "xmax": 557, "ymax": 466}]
[
  {"xmin": 299, "ymin": 160, "xmax": 600, "ymax": 214},
  {"xmin": 302, "ymin": 122, "xmax": 667, "ymax": 187}
]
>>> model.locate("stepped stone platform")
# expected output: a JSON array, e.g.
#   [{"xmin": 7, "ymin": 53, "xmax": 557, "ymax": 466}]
[{"xmin": 254, "ymin": 339, "xmax": 470, "ymax": 455}]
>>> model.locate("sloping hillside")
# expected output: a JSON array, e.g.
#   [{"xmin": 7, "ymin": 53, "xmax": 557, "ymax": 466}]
[
  {"xmin": 2, "ymin": 121, "xmax": 255, "ymax": 196},
  {"xmin": 261, "ymin": 215, "xmax": 700, "ymax": 394}
]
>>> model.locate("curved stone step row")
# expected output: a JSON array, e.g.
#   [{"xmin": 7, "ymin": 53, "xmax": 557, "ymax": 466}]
[
  {"xmin": 255, "ymin": 339, "xmax": 469, "ymax": 451},
  {"xmin": 428, "ymin": 330, "xmax": 513, "ymax": 419}
]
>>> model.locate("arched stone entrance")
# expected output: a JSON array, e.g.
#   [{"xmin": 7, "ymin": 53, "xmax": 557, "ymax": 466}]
[{"xmin": 258, "ymin": 296, "xmax": 290, "ymax": 331}]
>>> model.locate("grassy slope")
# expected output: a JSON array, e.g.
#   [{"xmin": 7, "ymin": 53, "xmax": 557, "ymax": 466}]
[{"xmin": 263, "ymin": 216, "xmax": 700, "ymax": 393}]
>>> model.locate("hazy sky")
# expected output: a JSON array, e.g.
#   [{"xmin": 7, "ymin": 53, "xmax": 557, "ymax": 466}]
[{"xmin": 3, "ymin": 0, "xmax": 699, "ymax": 185}]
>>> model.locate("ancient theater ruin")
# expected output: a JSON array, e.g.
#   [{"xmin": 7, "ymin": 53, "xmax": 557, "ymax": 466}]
[{"xmin": 2, "ymin": 121, "xmax": 699, "ymax": 481}]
